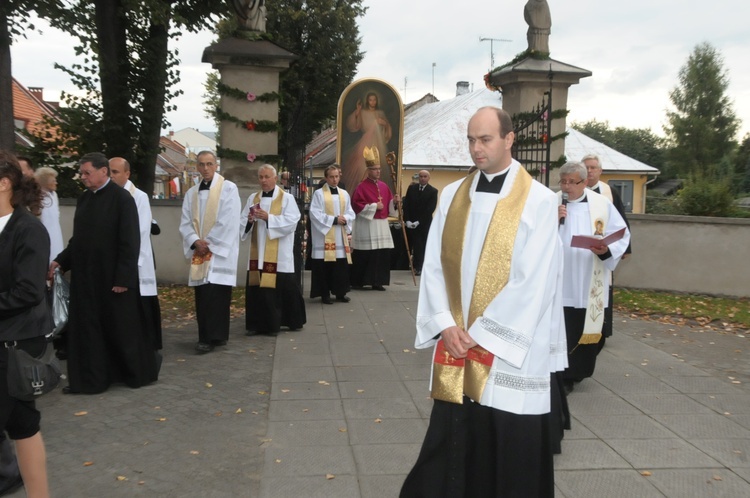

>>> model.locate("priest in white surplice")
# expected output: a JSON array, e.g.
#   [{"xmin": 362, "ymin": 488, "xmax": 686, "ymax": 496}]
[
  {"xmin": 557, "ymin": 161, "xmax": 630, "ymax": 393},
  {"xmin": 179, "ymin": 151, "xmax": 241, "ymax": 353},
  {"xmin": 241, "ymin": 164, "xmax": 306, "ymax": 335},
  {"xmin": 401, "ymin": 107, "xmax": 563, "ymax": 498},
  {"xmin": 110, "ymin": 157, "xmax": 163, "ymax": 352},
  {"xmin": 309, "ymin": 164, "xmax": 355, "ymax": 304}
]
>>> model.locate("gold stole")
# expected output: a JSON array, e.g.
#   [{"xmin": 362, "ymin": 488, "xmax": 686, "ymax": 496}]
[
  {"xmin": 322, "ymin": 184, "xmax": 352, "ymax": 264},
  {"xmin": 190, "ymin": 175, "xmax": 225, "ymax": 281},
  {"xmin": 580, "ymin": 191, "xmax": 609, "ymax": 343},
  {"xmin": 432, "ymin": 168, "xmax": 532, "ymax": 404},
  {"xmin": 248, "ymin": 188, "xmax": 284, "ymax": 289}
]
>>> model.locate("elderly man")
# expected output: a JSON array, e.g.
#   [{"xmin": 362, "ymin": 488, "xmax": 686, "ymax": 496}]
[
  {"xmin": 241, "ymin": 164, "xmax": 306, "ymax": 335},
  {"xmin": 557, "ymin": 161, "xmax": 630, "ymax": 392},
  {"xmin": 110, "ymin": 157, "xmax": 162, "ymax": 351},
  {"xmin": 402, "ymin": 169, "xmax": 438, "ymax": 275},
  {"xmin": 179, "ymin": 151, "xmax": 241, "ymax": 353},
  {"xmin": 583, "ymin": 154, "xmax": 632, "ymax": 348},
  {"xmin": 49, "ymin": 152, "xmax": 159, "ymax": 393},
  {"xmin": 401, "ymin": 107, "xmax": 564, "ymax": 497},
  {"xmin": 309, "ymin": 164, "xmax": 355, "ymax": 304},
  {"xmin": 350, "ymin": 146, "xmax": 398, "ymax": 291}
]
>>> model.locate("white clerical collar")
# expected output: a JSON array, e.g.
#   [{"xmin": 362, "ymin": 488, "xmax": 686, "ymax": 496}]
[
  {"xmin": 481, "ymin": 167, "xmax": 510, "ymax": 182},
  {"xmin": 568, "ymin": 190, "xmax": 587, "ymax": 203},
  {"xmin": 93, "ymin": 178, "xmax": 110, "ymax": 193}
]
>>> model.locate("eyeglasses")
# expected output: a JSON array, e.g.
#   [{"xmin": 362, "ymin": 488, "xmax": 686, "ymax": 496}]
[{"xmin": 558, "ymin": 179, "xmax": 584, "ymax": 186}]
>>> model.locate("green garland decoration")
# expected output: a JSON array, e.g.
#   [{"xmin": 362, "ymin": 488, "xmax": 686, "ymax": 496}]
[
  {"xmin": 217, "ymin": 146, "xmax": 280, "ymax": 164},
  {"xmin": 216, "ymin": 82, "xmax": 280, "ymax": 103},
  {"xmin": 214, "ymin": 108, "xmax": 279, "ymax": 133}
]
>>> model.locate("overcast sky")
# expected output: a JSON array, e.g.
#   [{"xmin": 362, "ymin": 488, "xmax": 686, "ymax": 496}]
[{"xmin": 11, "ymin": 0, "xmax": 750, "ymax": 139}]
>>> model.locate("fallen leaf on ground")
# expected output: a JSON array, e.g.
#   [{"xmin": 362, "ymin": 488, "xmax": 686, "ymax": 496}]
[
  {"xmin": 205, "ymin": 382, "xmax": 213, "ymax": 388},
  {"xmin": 281, "ymin": 389, "xmax": 290, "ymax": 393},
  {"xmin": 375, "ymin": 418, "xmax": 382, "ymax": 423},
  {"xmin": 236, "ymin": 408, "xmax": 242, "ymax": 414},
  {"xmin": 74, "ymin": 411, "xmax": 88, "ymax": 417},
  {"xmin": 640, "ymin": 471, "xmax": 652, "ymax": 477},
  {"xmin": 713, "ymin": 475, "xmax": 723, "ymax": 481},
  {"xmin": 117, "ymin": 476, "xmax": 127, "ymax": 481},
  {"xmin": 190, "ymin": 450, "xmax": 199, "ymax": 455},
  {"xmin": 326, "ymin": 474, "xmax": 335, "ymax": 480},
  {"xmin": 156, "ymin": 418, "xmax": 167, "ymax": 422},
  {"xmin": 83, "ymin": 461, "xmax": 94, "ymax": 467},
  {"xmin": 339, "ymin": 427, "xmax": 347, "ymax": 432}
]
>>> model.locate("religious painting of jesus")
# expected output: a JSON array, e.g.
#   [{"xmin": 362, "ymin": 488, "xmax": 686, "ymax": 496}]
[{"xmin": 337, "ymin": 78, "xmax": 404, "ymax": 195}]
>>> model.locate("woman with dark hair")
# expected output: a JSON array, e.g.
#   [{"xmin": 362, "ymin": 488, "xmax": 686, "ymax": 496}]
[{"xmin": 0, "ymin": 150, "xmax": 51, "ymax": 497}]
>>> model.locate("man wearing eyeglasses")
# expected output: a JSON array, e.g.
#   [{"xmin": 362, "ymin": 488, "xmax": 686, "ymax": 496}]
[
  {"xmin": 557, "ymin": 161, "xmax": 630, "ymax": 393},
  {"xmin": 49, "ymin": 152, "xmax": 159, "ymax": 394}
]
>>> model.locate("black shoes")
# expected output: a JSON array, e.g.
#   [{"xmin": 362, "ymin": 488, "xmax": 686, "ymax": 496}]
[
  {"xmin": 336, "ymin": 295, "xmax": 351, "ymax": 303},
  {"xmin": 212, "ymin": 340, "xmax": 227, "ymax": 346},
  {"xmin": 195, "ymin": 342, "xmax": 214, "ymax": 353},
  {"xmin": 372, "ymin": 285, "xmax": 386, "ymax": 291},
  {"xmin": 321, "ymin": 296, "xmax": 334, "ymax": 304},
  {"xmin": 414, "ymin": 270, "xmax": 422, "ymax": 276}
]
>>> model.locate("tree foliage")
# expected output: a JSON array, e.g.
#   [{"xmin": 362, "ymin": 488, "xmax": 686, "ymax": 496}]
[
  {"xmin": 0, "ymin": 1, "xmax": 64, "ymax": 151},
  {"xmin": 26, "ymin": 1, "xmax": 227, "ymax": 196},
  {"xmin": 664, "ymin": 42, "xmax": 740, "ymax": 178},
  {"xmin": 265, "ymin": 0, "xmax": 366, "ymax": 169},
  {"xmin": 571, "ymin": 119, "xmax": 666, "ymax": 171}
]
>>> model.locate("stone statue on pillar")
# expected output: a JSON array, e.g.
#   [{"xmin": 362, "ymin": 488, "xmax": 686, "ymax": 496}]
[
  {"xmin": 227, "ymin": 0, "xmax": 267, "ymax": 32},
  {"xmin": 524, "ymin": 0, "xmax": 551, "ymax": 54}
]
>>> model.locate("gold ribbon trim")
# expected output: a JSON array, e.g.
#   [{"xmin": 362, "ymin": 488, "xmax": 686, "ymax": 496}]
[
  {"xmin": 248, "ymin": 188, "xmax": 284, "ymax": 288},
  {"xmin": 190, "ymin": 175, "xmax": 225, "ymax": 281},
  {"xmin": 432, "ymin": 168, "xmax": 532, "ymax": 404}
]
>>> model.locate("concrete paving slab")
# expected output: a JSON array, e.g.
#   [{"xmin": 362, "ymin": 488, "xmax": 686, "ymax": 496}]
[
  {"xmin": 644, "ymin": 468, "xmax": 750, "ymax": 497},
  {"xmin": 343, "ymin": 398, "xmax": 422, "ymax": 419},
  {"xmin": 268, "ymin": 399, "xmax": 345, "ymax": 421},
  {"xmin": 653, "ymin": 414, "xmax": 749, "ymax": 439},
  {"xmin": 339, "ymin": 381, "xmax": 411, "ymax": 399},
  {"xmin": 259, "ymin": 475, "xmax": 360, "ymax": 498},
  {"xmin": 263, "ymin": 445, "xmax": 356, "ymax": 476},
  {"xmin": 347, "ymin": 419, "xmax": 428, "ymax": 445},
  {"xmin": 554, "ymin": 440, "xmax": 632, "ymax": 469},
  {"xmin": 594, "ymin": 374, "xmax": 680, "ymax": 394},
  {"xmin": 273, "ymin": 352, "xmax": 333, "ymax": 368},
  {"xmin": 688, "ymin": 438, "xmax": 750, "ymax": 468},
  {"xmin": 555, "ymin": 469, "xmax": 664, "ymax": 498},
  {"xmin": 606, "ymin": 438, "xmax": 724, "ymax": 468},
  {"xmin": 352, "ymin": 444, "xmax": 423, "ymax": 475},
  {"xmin": 661, "ymin": 375, "xmax": 745, "ymax": 394},
  {"xmin": 687, "ymin": 393, "xmax": 750, "ymax": 415},
  {"xmin": 270, "ymin": 381, "xmax": 341, "ymax": 401},
  {"xmin": 574, "ymin": 414, "xmax": 678, "ymax": 439},
  {"xmin": 359, "ymin": 475, "xmax": 407, "ymax": 498},
  {"xmin": 272, "ymin": 366, "xmax": 336, "ymax": 383},
  {"xmin": 330, "ymin": 341, "xmax": 387, "ymax": 356},
  {"xmin": 265, "ymin": 419, "xmax": 350, "ymax": 447},
  {"xmin": 621, "ymin": 393, "xmax": 716, "ymax": 414},
  {"xmin": 331, "ymin": 352, "xmax": 393, "ymax": 367},
  {"xmin": 334, "ymin": 364, "xmax": 401, "ymax": 382},
  {"xmin": 566, "ymin": 392, "xmax": 643, "ymax": 415}
]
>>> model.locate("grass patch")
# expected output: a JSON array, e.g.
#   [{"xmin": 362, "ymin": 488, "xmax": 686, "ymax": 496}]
[{"xmin": 615, "ymin": 288, "xmax": 750, "ymax": 330}]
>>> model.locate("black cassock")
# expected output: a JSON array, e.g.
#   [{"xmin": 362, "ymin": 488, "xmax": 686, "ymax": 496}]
[{"xmin": 56, "ymin": 181, "xmax": 158, "ymax": 393}]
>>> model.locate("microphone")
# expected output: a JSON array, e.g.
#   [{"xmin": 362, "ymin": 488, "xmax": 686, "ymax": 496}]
[{"xmin": 560, "ymin": 193, "xmax": 569, "ymax": 225}]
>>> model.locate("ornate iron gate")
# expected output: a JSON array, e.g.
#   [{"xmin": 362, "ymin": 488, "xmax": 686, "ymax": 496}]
[{"xmin": 511, "ymin": 90, "xmax": 552, "ymax": 187}]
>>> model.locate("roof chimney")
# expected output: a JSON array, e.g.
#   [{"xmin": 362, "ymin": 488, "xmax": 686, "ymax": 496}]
[
  {"xmin": 456, "ymin": 81, "xmax": 470, "ymax": 96},
  {"xmin": 28, "ymin": 87, "xmax": 44, "ymax": 102}
]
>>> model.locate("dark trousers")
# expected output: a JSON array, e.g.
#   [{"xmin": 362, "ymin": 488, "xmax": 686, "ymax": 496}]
[
  {"xmin": 407, "ymin": 226, "xmax": 429, "ymax": 271},
  {"xmin": 194, "ymin": 284, "xmax": 232, "ymax": 344}
]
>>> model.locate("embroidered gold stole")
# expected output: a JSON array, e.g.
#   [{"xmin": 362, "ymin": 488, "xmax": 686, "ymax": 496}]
[
  {"xmin": 432, "ymin": 168, "xmax": 532, "ymax": 404},
  {"xmin": 190, "ymin": 175, "xmax": 225, "ymax": 281},
  {"xmin": 322, "ymin": 184, "xmax": 352, "ymax": 263},
  {"xmin": 248, "ymin": 188, "xmax": 284, "ymax": 288},
  {"xmin": 580, "ymin": 191, "xmax": 609, "ymax": 344}
]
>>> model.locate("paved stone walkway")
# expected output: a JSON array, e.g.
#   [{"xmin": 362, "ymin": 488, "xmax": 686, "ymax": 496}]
[{"xmin": 10, "ymin": 271, "xmax": 750, "ymax": 497}]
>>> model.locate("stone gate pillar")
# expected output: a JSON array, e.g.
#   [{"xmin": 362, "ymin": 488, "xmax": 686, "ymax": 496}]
[{"xmin": 202, "ymin": 38, "xmax": 296, "ymax": 195}]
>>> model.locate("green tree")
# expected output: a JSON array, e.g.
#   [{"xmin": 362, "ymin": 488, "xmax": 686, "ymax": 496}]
[
  {"xmin": 0, "ymin": 1, "xmax": 64, "ymax": 151},
  {"xmin": 664, "ymin": 42, "xmax": 740, "ymax": 178},
  {"xmin": 572, "ymin": 119, "xmax": 666, "ymax": 171},
  {"xmin": 30, "ymin": 1, "xmax": 227, "ymax": 196},
  {"xmin": 265, "ymin": 0, "xmax": 366, "ymax": 168},
  {"xmin": 734, "ymin": 134, "xmax": 750, "ymax": 193}
]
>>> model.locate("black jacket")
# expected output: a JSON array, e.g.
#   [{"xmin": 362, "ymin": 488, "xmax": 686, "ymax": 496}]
[
  {"xmin": 0, "ymin": 207, "xmax": 52, "ymax": 341},
  {"xmin": 403, "ymin": 182, "xmax": 438, "ymax": 227}
]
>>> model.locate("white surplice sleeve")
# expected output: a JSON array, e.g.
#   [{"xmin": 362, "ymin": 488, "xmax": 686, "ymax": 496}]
[
  {"xmin": 600, "ymin": 203, "xmax": 630, "ymax": 272},
  {"xmin": 467, "ymin": 188, "xmax": 561, "ymax": 369},
  {"xmin": 309, "ymin": 189, "xmax": 334, "ymax": 236},
  {"xmin": 267, "ymin": 192, "xmax": 300, "ymax": 240},
  {"xmin": 204, "ymin": 182, "xmax": 241, "ymax": 259}
]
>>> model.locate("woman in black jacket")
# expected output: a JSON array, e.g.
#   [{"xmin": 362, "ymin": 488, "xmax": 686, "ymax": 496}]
[{"xmin": 0, "ymin": 150, "xmax": 51, "ymax": 497}]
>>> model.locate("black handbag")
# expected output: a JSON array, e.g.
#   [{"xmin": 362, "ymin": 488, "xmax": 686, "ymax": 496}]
[{"xmin": 5, "ymin": 340, "xmax": 62, "ymax": 401}]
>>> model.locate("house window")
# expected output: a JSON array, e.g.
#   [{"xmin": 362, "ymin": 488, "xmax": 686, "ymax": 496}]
[{"xmin": 609, "ymin": 180, "xmax": 633, "ymax": 213}]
